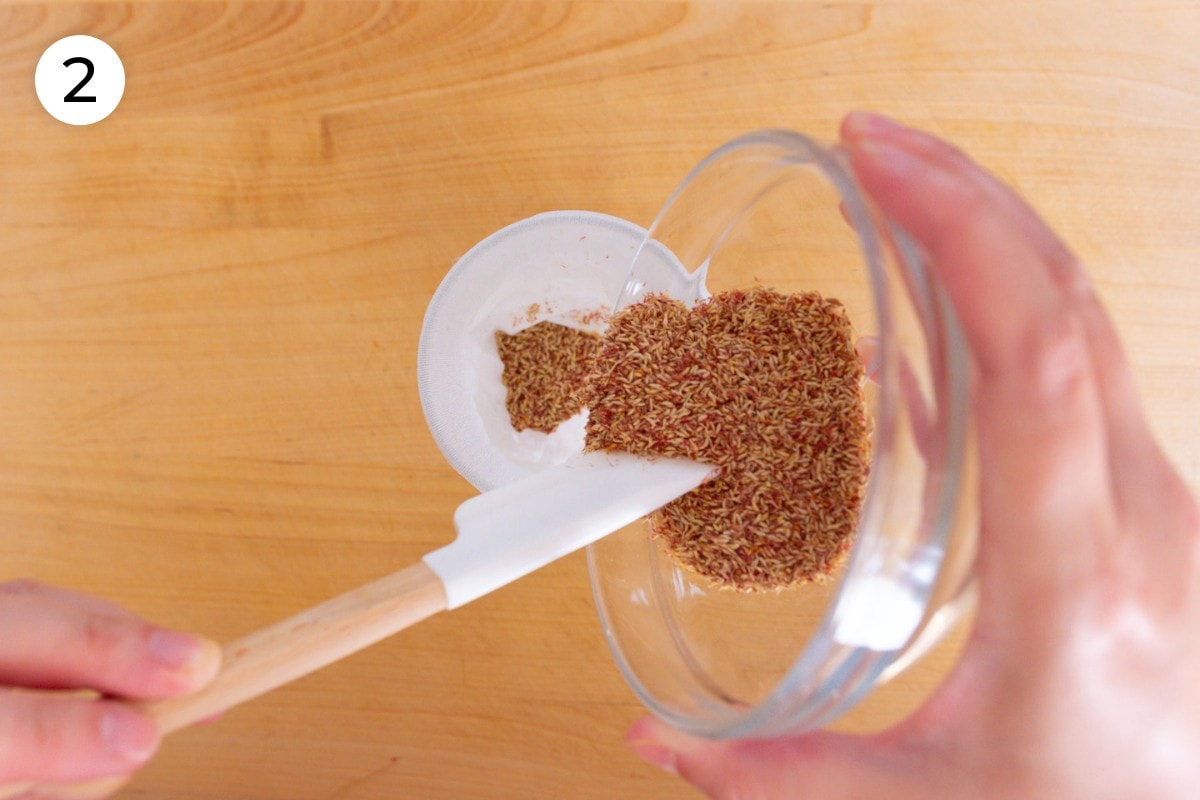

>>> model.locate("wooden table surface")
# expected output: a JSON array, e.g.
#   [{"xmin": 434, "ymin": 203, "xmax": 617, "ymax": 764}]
[{"xmin": 1, "ymin": 2, "xmax": 1197, "ymax": 798}]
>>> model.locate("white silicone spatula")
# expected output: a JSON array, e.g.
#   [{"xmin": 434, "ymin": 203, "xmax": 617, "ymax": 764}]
[
  {"xmin": 149, "ymin": 451, "xmax": 712, "ymax": 734},
  {"xmin": 6, "ymin": 452, "xmax": 711, "ymax": 798}
]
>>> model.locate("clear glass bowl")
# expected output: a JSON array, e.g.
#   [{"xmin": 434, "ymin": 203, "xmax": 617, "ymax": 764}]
[{"xmin": 586, "ymin": 130, "xmax": 979, "ymax": 739}]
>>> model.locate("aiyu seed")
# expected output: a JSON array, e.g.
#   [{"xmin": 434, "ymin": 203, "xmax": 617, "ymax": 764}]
[
  {"xmin": 495, "ymin": 321, "xmax": 602, "ymax": 433},
  {"xmin": 582, "ymin": 288, "xmax": 871, "ymax": 591}
]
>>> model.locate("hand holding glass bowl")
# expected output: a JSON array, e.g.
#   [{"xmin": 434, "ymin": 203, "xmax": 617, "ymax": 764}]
[{"xmin": 623, "ymin": 114, "xmax": 1200, "ymax": 799}]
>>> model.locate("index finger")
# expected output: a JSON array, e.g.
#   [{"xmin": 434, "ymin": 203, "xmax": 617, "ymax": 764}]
[
  {"xmin": 0, "ymin": 580, "xmax": 219, "ymax": 700},
  {"xmin": 841, "ymin": 113, "xmax": 1185, "ymax": 531},
  {"xmin": 839, "ymin": 113, "xmax": 1117, "ymax": 625}
]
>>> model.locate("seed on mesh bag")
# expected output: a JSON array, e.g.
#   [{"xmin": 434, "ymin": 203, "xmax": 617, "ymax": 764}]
[
  {"xmin": 582, "ymin": 288, "xmax": 870, "ymax": 591},
  {"xmin": 495, "ymin": 321, "xmax": 603, "ymax": 433}
]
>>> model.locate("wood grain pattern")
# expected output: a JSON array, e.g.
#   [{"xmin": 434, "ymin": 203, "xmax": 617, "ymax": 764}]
[{"xmin": 1, "ymin": 2, "xmax": 1197, "ymax": 798}]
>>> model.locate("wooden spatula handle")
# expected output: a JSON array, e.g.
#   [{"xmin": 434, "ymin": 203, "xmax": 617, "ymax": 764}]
[{"xmin": 147, "ymin": 560, "xmax": 447, "ymax": 735}]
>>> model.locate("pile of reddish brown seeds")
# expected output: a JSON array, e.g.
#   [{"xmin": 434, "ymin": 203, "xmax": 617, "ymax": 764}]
[
  {"xmin": 496, "ymin": 288, "xmax": 870, "ymax": 591},
  {"xmin": 495, "ymin": 321, "xmax": 602, "ymax": 433}
]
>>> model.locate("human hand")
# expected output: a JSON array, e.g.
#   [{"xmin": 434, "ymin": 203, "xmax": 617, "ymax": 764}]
[
  {"xmin": 625, "ymin": 112, "xmax": 1200, "ymax": 799},
  {"xmin": 0, "ymin": 580, "xmax": 220, "ymax": 799}
]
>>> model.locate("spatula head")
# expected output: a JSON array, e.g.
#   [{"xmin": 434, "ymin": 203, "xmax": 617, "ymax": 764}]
[{"xmin": 424, "ymin": 452, "xmax": 714, "ymax": 609}]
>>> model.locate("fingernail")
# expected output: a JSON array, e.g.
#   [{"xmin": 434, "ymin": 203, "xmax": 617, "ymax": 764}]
[
  {"xmin": 628, "ymin": 740, "xmax": 679, "ymax": 775},
  {"xmin": 100, "ymin": 707, "xmax": 158, "ymax": 764},
  {"xmin": 148, "ymin": 628, "xmax": 208, "ymax": 670},
  {"xmin": 842, "ymin": 110, "xmax": 903, "ymax": 140}
]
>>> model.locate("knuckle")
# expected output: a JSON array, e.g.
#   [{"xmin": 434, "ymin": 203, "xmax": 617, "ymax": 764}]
[
  {"xmin": 1053, "ymin": 252, "xmax": 1094, "ymax": 302},
  {"xmin": 26, "ymin": 704, "xmax": 64, "ymax": 764},
  {"xmin": 80, "ymin": 614, "xmax": 139, "ymax": 666},
  {"xmin": 1018, "ymin": 311, "xmax": 1091, "ymax": 403},
  {"xmin": 0, "ymin": 695, "xmax": 61, "ymax": 784}
]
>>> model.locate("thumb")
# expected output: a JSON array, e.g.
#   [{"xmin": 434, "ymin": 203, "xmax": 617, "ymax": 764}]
[
  {"xmin": 0, "ymin": 693, "xmax": 159, "ymax": 786},
  {"xmin": 625, "ymin": 716, "xmax": 904, "ymax": 799}
]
